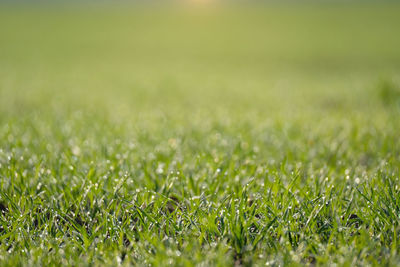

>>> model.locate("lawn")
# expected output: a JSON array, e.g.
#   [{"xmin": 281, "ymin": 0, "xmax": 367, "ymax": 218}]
[{"xmin": 1, "ymin": 2, "xmax": 400, "ymax": 266}]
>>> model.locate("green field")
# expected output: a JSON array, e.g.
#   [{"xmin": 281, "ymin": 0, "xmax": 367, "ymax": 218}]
[{"xmin": 1, "ymin": 2, "xmax": 400, "ymax": 266}]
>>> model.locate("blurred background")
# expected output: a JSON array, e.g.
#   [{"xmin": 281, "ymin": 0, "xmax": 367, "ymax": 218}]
[{"xmin": 1, "ymin": 1, "xmax": 400, "ymax": 121}]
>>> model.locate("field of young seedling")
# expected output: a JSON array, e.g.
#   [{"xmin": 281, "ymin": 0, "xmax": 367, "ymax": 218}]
[{"xmin": 1, "ymin": 2, "xmax": 400, "ymax": 266}]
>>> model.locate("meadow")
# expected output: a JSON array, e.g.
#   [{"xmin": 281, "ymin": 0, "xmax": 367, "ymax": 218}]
[{"xmin": 1, "ymin": 2, "xmax": 400, "ymax": 266}]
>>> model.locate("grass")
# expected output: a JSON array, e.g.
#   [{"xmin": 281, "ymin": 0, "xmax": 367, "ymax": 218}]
[{"xmin": 1, "ymin": 2, "xmax": 400, "ymax": 266}]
